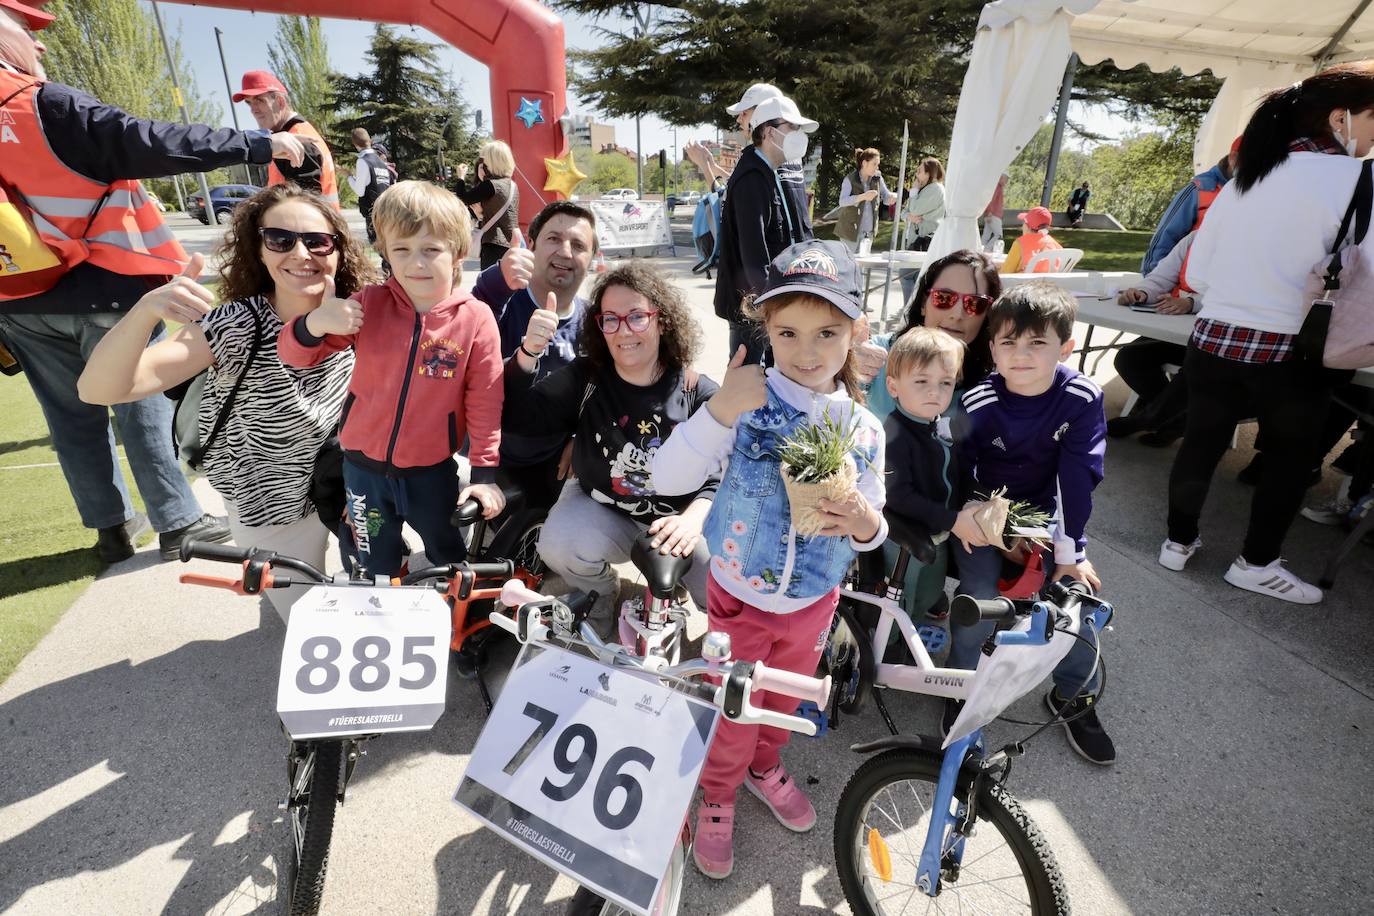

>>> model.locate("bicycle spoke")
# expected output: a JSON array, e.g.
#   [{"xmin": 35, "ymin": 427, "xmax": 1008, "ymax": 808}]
[{"xmin": 945, "ymin": 835, "xmax": 1010, "ymax": 870}]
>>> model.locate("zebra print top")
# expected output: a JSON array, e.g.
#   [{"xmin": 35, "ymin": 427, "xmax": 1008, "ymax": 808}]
[{"xmin": 198, "ymin": 297, "xmax": 354, "ymax": 528}]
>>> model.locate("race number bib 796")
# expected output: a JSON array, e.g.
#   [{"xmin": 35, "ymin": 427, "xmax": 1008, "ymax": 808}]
[
  {"xmin": 276, "ymin": 585, "xmax": 450, "ymax": 739},
  {"xmin": 456, "ymin": 643, "xmax": 719, "ymax": 916}
]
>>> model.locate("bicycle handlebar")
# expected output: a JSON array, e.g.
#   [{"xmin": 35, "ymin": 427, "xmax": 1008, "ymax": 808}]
[
  {"xmin": 401, "ymin": 560, "xmax": 514, "ymax": 585},
  {"xmin": 179, "ymin": 539, "xmax": 253, "ymax": 565},
  {"xmin": 949, "ymin": 595, "xmax": 1018, "ymax": 628}
]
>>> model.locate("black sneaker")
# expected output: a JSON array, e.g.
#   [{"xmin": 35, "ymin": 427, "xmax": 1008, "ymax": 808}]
[
  {"xmin": 1106, "ymin": 415, "xmax": 1146, "ymax": 439},
  {"xmin": 1138, "ymin": 422, "xmax": 1185, "ymax": 447},
  {"xmin": 939, "ymin": 698, "xmax": 963, "ymax": 740},
  {"xmin": 159, "ymin": 513, "xmax": 232, "ymax": 561},
  {"xmin": 1044, "ymin": 688, "xmax": 1116, "ymax": 766},
  {"xmin": 95, "ymin": 513, "xmax": 151, "ymax": 564}
]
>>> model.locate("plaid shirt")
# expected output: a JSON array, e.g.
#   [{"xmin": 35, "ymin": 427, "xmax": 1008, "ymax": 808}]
[{"xmin": 1191, "ymin": 136, "xmax": 1347, "ymax": 363}]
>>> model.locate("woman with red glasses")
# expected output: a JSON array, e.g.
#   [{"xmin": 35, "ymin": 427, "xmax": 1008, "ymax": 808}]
[
  {"xmin": 502, "ymin": 261, "xmax": 720, "ymax": 632},
  {"xmin": 79, "ymin": 185, "xmax": 376, "ymax": 616},
  {"xmin": 864, "ymin": 249, "xmax": 1001, "ymax": 420}
]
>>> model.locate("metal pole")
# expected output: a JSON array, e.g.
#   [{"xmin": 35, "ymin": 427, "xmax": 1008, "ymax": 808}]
[
  {"xmin": 170, "ymin": 172, "xmax": 186, "ymax": 213},
  {"xmin": 630, "ymin": 4, "xmax": 652, "ymax": 198},
  {"xmin": 1042, "ymin": 53, "xmax": 1078, "ymax": 209},
  {"xmin": 213, "ymin": 27, "xmax": 252, "ymax": 185},
  {"xmin": 878, "ymin": 119, "xmax": 911, "ymax": 326},
  {"xmin": 152, "ymin": 1, "xmax": 218, "ymax": 226}
]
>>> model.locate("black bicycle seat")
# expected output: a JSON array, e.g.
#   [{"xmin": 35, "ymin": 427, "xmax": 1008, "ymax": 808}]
[
  {"xmin": 450, "ymin": 483, "xmax": 526, "ymax": 528},
  {"xmin": 630, "ymin": 530, "xmax": 693, "ymax": 600},
  {"xmin": 883, "ymin": 509, "xmax": 938, "ymax": 567}
]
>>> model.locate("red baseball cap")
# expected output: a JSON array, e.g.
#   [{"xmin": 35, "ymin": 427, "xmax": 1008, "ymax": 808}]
[
  {"xmin": 0, "ymin": 0, "xmax": 54, "ymax": 31},
  {"xmin": 233, "ymin": 70, "xmax": 287, "ymax": 102},
  {"xmin": 1018, "ymin": 206, "xmax": 1053, "ymax": 230}
]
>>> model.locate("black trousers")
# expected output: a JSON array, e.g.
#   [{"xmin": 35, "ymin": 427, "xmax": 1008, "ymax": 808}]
[
  {"xmin": 1167, "ymin": 346, "xmax": 1339, "ymax": 565},
  {"xmin": 1114, "ymin": 338, "xmax": 1188, "ymax": 428}
]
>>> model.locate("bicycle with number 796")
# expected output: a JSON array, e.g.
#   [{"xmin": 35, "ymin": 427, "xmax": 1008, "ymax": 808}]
[
  {"xmin": 176, "ymin": 534, "xmax": 516, "ymax": 916},
  {"xmin": 473, "ymin": 579, "xmax": 832, "ymax": 916},
  {"xmin": 825, "ymin": 512, "xmax": 1114, "ymax": 916}
]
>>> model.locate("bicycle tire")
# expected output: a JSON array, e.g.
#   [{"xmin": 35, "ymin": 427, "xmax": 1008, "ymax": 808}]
[
  {"xmin": 565, "ymin": 827, "xmax": 687, "ymax": 915},
  {"xmin": 288, "ymin": 739, "xmax": 344, "ymax": 916},
  {"xmin": 833, "ymin": 748, "xmax": 1068, "ymax": 916},
  {"xmin": 486, "ymin": 508, "xmax": 547, "ymax": 580}
]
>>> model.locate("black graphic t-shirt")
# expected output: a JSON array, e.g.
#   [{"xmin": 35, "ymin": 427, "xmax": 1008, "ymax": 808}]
[{"xmin": 503, "ymin": 357, "xmax": 720, "ymax": 520}]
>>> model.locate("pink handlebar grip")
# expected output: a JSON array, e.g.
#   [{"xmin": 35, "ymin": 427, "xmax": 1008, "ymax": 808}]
[
  {"xmin": 752, "ymin": 663, "xmax": 830, "ymax": 706},
  {"xmin": 500, "ymin": 579, "xmax": 546, "ymax": 608}
]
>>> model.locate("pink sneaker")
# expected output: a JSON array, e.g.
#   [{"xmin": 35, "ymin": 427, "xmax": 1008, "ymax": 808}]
[
  {"xmin": 692, "ymin": 802, "xmax": 734, "ymax": 879},
  {"xmin": 745, "ymin": 764, "xmax": 816, "ymax": 832}
]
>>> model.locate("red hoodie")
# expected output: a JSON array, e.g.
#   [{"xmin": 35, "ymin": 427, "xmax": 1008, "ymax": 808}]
[{"xmin": 278, "ymin": 276, "xmax": 503, "ymax": 476}]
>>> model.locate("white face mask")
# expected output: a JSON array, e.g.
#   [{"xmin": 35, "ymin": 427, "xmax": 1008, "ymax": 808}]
[
  {"xmin": 1339, "ymin": 109, "xmax": 1359, "ymax": 156},
  {"xmin": 770, "ymin": 126, "xmax": 809, "ymax": 162}
]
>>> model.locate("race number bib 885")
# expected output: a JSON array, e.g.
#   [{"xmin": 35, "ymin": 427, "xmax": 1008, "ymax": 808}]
[{"xmin": 276, "ymin": 585, "xmax": 450, "ymax": 739}]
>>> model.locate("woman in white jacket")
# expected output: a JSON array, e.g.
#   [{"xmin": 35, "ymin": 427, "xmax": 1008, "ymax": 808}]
[
  {"xmin": 899, "ymin": 157, "xmax": 946, "ymax": 302},
  {"xmin": 1161, "ymin": 62, "xmax": 1374, "ymax": 604}
]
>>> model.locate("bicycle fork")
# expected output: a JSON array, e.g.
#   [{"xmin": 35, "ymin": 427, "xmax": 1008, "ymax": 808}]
[{"xmin": 915, "ymin": 731, "xmax": 979, "ymax": 896}]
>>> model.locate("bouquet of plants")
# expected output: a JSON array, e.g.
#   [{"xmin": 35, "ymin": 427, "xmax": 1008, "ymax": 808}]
[
  {"xmin": 966, "ymin": 487, "xmax": 1053, "ymax": 551},
  {"xmin": 776, "ymin": 413, "xmax": 860, "ymax": 537}
]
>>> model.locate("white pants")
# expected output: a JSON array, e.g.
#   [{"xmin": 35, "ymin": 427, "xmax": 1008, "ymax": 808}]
[{"xmin": 224, "ymin": 499, "xmax": 331, "ymax": 622}]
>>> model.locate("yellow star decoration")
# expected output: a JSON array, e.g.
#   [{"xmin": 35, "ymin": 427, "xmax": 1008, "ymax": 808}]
[
  {"xmin": 637, "ymin": 420, "xmax": 653, "ymax": 435},
  {"xmin": 543, "ymin": 149, "xmax": 588, "ymax": 198}
]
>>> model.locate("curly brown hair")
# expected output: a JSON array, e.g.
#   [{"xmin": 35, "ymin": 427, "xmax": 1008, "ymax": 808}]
[
  {"xmin": 216, "ymin": 185, "xmax": 377, "ymax": 303},
  {"xmin": 581, "ymin": 261, "xmax": 702, "ymax": 374}
]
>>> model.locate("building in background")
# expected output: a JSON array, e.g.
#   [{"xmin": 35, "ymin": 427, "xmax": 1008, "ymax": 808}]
[{"xmin": 568, "ymin": 114, "xmax": 616, "ymax": 152}]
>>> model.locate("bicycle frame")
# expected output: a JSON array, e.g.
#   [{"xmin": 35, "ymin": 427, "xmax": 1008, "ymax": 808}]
[{"xmin": 617, "ymin": 589, "xmax": 688, "ymax": 670}]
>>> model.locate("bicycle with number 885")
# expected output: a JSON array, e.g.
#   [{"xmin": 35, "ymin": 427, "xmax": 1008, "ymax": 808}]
[
  {"xmin": 177, "ymin": 538, "xmax": 515, "ymax": 916},
  {"xmin": 827, "ymin": 513, "xmax": 1114, "ymax": 915}
]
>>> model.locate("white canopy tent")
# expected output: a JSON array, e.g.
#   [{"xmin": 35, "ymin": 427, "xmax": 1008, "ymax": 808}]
[{"xmin": 927, "ymin": 0, "xmax": 1374, "ymax": 264}]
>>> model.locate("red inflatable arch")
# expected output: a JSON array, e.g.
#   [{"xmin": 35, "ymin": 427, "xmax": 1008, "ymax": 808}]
[{"xmin": 179, "ymin": 0, "xmax": 568, "ymax": 227}]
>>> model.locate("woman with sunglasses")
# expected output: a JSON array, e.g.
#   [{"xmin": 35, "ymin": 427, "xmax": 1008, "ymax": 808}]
[
  {"xmin": 80, "ymin": 185, "xmax": 375, "ymax": 613},
  {"xmin": 503, "ymin": 261, "xmax": 719, "ymax": 631},
  {"xmin": 864, "ymin": 249, "xmax": 1001, "ymax": 420}
]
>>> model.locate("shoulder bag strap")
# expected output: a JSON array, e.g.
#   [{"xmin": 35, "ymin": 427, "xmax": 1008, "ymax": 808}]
[
  {"xmin": 476, "ymin": 182, "xmax": 514, "ymax": 242},
  {"xmin": 1323, "ymin": 159, "xmax": 1374, "ymax": 294},
  {"xmin": 193, "ymin": 304, "xmax": 265, "ymax": 466}
]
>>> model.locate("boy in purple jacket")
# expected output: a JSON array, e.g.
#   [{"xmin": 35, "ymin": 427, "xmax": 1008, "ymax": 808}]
[{"xmin": 950, "ymin": 282, "xmax": 1114, "ymax": 765}]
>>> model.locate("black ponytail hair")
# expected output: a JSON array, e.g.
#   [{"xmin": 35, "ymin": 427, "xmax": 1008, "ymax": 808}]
[{"xmin": 1235, "ymin": 62, "xmax": 1374, "ymax": 193}]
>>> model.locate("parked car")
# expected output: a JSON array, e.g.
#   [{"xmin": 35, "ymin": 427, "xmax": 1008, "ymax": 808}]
[
  {"xmin": 678, "ymin": 190, "xmax": 702, "ymax": 207},
  {"xmin": 602, "ymin": 188, "xmax": 639, "ymax": 201},
  {"xmin": 188, "ymin": 184, "xmax": 261, "ymax": 224}
]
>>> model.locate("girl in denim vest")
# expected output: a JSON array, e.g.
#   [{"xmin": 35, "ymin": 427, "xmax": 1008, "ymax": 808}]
[{"xmin": 653, "ymin": 240, "xmax": 887, "ymax": 880}]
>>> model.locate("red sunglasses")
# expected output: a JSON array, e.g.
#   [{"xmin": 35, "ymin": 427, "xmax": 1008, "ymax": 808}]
[{"xmin": 928, "ymin": 288, "xmax": 993, "ymax": 316}]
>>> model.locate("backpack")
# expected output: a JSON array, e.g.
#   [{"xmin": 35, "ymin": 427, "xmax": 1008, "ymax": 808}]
[
  {"xmin": 166, "ymin": 305, "xmax": 264, "ymax": 471},
  {"xmin": 691, "ymin": 183, "xmax": 725, "ymax": 277},
  {"xmin": 1298, "ymin": 159, "xmax": 1374, "ymax": 369}
]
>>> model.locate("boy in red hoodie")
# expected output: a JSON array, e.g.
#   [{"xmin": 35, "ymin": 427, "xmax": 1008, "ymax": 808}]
[{"xmin": 279, "ymin": 181, "xmax": 505, "ymax": 576}]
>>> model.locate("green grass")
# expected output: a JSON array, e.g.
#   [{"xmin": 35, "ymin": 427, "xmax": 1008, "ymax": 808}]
[
  {"xmin": 0, "ymin": 374, "xmax": 149, "ymax": 687},
  {"xmin": 812, "ymin": 222, "xmax": 1150, "ymax": 273}
]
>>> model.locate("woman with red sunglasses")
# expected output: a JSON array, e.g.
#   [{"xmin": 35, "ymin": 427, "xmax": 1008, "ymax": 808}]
[
  {"xmin": 79, "ymin": 185, "xmax": 376, "ymax": 617},
  {"xmin": 863, "ymin": 249, "xmax": 1002, "ymax": 420}
]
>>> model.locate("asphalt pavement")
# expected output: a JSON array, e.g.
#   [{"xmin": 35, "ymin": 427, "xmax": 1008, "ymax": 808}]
[{"xmin": 1, "ymin": 211, "xmax": 1371, "ymax": 915}]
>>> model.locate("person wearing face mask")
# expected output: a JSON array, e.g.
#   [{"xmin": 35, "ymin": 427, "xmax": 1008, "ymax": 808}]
[
  {"xmin": 0, "ymin": 0, "xmax": 319, "ymax": 565},
  {"xmin": 713, "ymin": 94, "xmax": 818, "ymax": 365},
  {"xmin": 1160, "ymin": 62, "xmax": 1374, "ymax": 605},
  {"xmin": 234, "ymin": 70, "xmax": 339, "ymax": 209},
  {"xmin": 685, "ymin": 82, "xmax": 814, "ymax": 240}
]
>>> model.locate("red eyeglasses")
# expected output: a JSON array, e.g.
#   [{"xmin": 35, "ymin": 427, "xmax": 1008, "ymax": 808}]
[{"xmin": 928, "ymin": 288, "xmax": 993, "ymax": 316}]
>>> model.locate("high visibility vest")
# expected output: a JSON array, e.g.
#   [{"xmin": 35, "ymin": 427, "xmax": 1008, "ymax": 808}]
[
  {"xmin": 265, "ymin": 117, "xmax": 340, "ymax": 210},
  {"xmin": 1192, "ymin": 181, "xmax": 1221, "ymax": 232},
  {"xmin": 0, "ymin": 70, "xmax": 187, "ymax": 300}
]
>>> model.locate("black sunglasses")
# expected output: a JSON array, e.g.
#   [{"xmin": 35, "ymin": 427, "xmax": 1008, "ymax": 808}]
[{"xmin": 258, "ymin": 227, "xmax": 340, "ymax": 256}]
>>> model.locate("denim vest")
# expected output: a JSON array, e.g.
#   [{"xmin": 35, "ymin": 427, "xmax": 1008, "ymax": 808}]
[{"xmin": 703, "ymin": 386, "xmax": 882, "ymax": 603}]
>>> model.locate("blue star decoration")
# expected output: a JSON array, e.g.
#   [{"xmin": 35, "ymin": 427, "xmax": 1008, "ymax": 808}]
[{"xmin": 515, "ymin": 97, "xmax": 544, "ymax": 129}]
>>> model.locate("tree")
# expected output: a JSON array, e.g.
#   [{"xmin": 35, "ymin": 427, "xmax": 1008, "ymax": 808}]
[
  {"xmin": 589, "ymin": 150, "xmax": 636, "ymax": 194},
  {"xmin": 40, "ymin": 0, "xmax": 222, "ymax": 210},
  {"xmin": 41, "ymin": 0, "xmax": 219, "ymax": 125},
  {"xmin": 331, "ymin": 25, "xmax": 478, "ymax": 181},
  {"xmin": 267, "ymin": 17, "xmax": 336, "ymax": 140},
  {"xmin": 554, "ymin": 0, "xmax": 984, "ymax": 209}
]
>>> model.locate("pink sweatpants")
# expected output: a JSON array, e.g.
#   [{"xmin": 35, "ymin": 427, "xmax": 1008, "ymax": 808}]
[{"xmin": 697, "ymin": 571, "xmax": 839, "ymax": 805}]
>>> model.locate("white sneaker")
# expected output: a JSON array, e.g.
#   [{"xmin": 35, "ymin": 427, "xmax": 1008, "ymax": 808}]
[
  {"xmin": 1158, "ymin": 538, "xmax": 1200, "ymax": 571},
  {"xmin": 1300, "ymin": 476, "xmax": 1352, "ymax": 526},
  {"xmin": 1223, "ymin": 558, "xmax": 1323, "ymax": 604}
]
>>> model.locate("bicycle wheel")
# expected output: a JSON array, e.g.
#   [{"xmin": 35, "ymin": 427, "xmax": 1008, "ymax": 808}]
[
  {"xmin": 487, "ymin": 508, "xmax": 547, "ymax": 584},
  {"xmin": 834, "ymin": 749, "xmax": 1068, "ymax": 916},
  {"xmin": 286, "ymin": 739, "xmax": 344, "ymax": 916},
  {"xmin": 565, "ymin": 827, "xmax": 687, "ymax": 915}
]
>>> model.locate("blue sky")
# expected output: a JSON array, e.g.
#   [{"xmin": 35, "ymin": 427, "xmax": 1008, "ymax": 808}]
[{"xmin": 153, "ymin": 2, "xmax": 1128, "ymax": 166}]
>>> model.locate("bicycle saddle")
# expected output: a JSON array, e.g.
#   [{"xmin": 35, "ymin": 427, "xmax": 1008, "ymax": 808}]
[
  {"xmin": 450, "ymin": 483, "xmax": 526, "ymax": 528},
  {"xmin": 630, "ymin": 530, "xmax": 694, "ymax": 600},
  {"xmin": 883, "ymin": 509, "xmax": 938, "ymax": 567}
]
